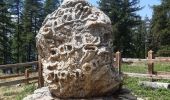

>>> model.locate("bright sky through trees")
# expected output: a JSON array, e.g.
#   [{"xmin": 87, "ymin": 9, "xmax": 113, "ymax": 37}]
[{"xmin": 88, "ymin": 0, "xmax": 161, "ymax": 19}]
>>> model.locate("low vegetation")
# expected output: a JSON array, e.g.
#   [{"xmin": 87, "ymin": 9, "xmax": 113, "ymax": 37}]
[
  {"xmin": 123, "ymin": 77, "xmax": 170, "ymax": 100},
  {"xmin": 0, "ymin": 84, "xmax": 36, "ymax": 100},
  {"xmin": 0, "ymin": 62, "xmax": 169, "ymax": 100},
  {"xmin": 122, "ymin": 62, "xmax": 170, "ymax": 73},
  {"xmin": 0, "ymin": 77, "xmax": 170, "ymax": 100},
  {"xmin": 120, "ymin": 62, "xmax": 170, "ymax": 99}
]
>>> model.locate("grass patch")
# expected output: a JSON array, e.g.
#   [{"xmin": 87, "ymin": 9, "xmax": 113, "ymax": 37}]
[
  {"xmin": 3, "ymin": 91, "xmax": 19, "ymax": 96},
  {"xmin": 122, "ymin": 63, "xmax": 147, "ymax": 73},
  {"xmin": 154, "ymin": 62, "xmax": 170, "ymax": 72},
  {"xmin": 0, "ymin": 83, "xmax": 36, "ymax": 100},
  {"xmin": 122, "ymin": 62, "xmax": 170, "ymax": 73},
  {"xmin": 15, "ymin": 84, "xmax": 36, "ymax": 100},
  {"xmin": 124, "ymin": 77, "xmax": 170, "ymax": 100}
]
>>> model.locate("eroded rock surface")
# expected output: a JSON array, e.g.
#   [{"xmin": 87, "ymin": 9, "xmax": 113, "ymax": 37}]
[{"xmin": 36, "ymin": 0, "xmax": 121, "ymax": 98}]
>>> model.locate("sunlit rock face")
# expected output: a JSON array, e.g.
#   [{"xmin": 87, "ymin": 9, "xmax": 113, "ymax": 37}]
[{"xmin": 36, "ymin": 0, "xmax": 121, "ymax": 98}]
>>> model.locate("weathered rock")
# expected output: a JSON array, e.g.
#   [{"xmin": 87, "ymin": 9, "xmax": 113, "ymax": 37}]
[
  {"xmin": 23, "ymin": 87, "xmax": 53, "ymax": 100},
  {"xmin": 36, "ymin": 0, "xmax": 122, "ymax": 98}
]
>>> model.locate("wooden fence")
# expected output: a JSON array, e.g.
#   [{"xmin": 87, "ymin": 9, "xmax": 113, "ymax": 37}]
[
  {"xmin": 0, "ymin": 57, "xmax": 44, "ymax": 87},
  {"xmin": 114, "ymin": 50, "xmax": 170, "ymax": 80},
  {"xmin": 0, "ymin": 50, "xmax": 169, "ymax": 87}
]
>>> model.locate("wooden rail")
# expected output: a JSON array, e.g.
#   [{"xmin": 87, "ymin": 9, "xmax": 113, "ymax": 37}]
[
  {"xmin": 0, "ymin": 61, "xmax": 44, "ymax": 87},
  {"xmin": 0, "ymin": 61, "xmax": 38, "ymax": 69},
  {"xmin": 124, "ymin": 72, "xmax": 170, "ymax": 80},
  {"xmin": 115, "ymin": 50, "xmax": 170, "ymax": 80},
  {"xmin": 0, "ymin": 76, "xmax": 38, "ymax": 86},
  {"xmin": 0, "ymin": 74, "xmax": 24, "ymax": 79}
]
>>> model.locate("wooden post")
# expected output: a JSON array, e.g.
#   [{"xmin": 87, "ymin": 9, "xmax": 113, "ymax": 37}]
[
  {"xmin": 148, "ymin": 50, "xmax": 154, "ymax": 75},
  {"xmin": 116, "ymin": 51, "xmax": 121, "ymax": 74},
  {"xmin": 25, "ymin": 69, "xmax": 29, "ymax": 84},
  {"xmin": 38, "ymin": 56, "xmax": 44, "ymax": 88}
]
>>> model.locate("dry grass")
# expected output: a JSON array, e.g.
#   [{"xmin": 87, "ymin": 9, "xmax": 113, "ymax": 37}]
[
  {"xmin": 122, "ymin": 62, "xmax": 170, "ymax": 74},
  {"xmin": 0, "ymin": 86, "xmax": 24, "ymax": 100},
  {"xmin": 0, "ymin": 72, "xmax": 38, "ymax": 83},
  {"xmin": 0, "ymin": 71, "xmax": 38, "ymax": 100},
  {"xmin": 0, "ymin": 83, "xmax": 37, "ymax": 100}
]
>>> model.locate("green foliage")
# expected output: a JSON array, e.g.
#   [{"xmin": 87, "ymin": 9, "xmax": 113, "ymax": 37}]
[
  {"xmin": 20, "ymin": 0, "xmax": 44, "ymax": 62},
  {"xmin": 156, "ymin": 45, "xmax": 170, "ymax": 57},
  {"xmin": 0, "ymin": 0, "xmax": 14, "ymax": 64},
  {"xmin": 124, "ymin": 77, "xmax": 170, "ymax": 100},
  {"xmin": 157, "ymin": 50, "xmax": 170, "ymax": 57},
  {"xmin": 122, "ymin": 62, "xmax": 170, "ymax": 73},
  {"xmin": 15, "ymin": 84, "xmax": 36, "ymax": 100},
  {"xmin": 44, "ymin": 0, "xmax": 60, "ymax": 16},
  {"xmin": 132, "ymin": 18, "xmax": 150, "ymax": 58},
  {"xmin": 99, "ymin": 0, "xmax": 142, "ymax": 57},
  {"xmin": 122, "ymin": 63, "xmax": 147, "ymax": 74},
  {"xmin": 151, "ymin": 0, "xmax": 170, "ymax": 53},
  {"xmin": 0, "ymin": 84, "xmax": 36, "ymax": 100},
  {"xmin": 8, "ymin": 0, "xmax": 23, "ymax": 63}
]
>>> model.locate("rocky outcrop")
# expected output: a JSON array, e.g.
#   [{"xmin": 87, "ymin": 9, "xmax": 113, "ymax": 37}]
[{"xmin": 36, "ymin": 0, "xmax": 122, "ymax": 98}]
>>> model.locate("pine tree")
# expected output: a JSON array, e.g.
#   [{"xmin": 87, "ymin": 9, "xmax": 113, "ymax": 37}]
[
  {"xmin": 8, "ymin": 0, "xmax": 23, "ymax": 63},
  {"xmin": 21, "ymin": 0, "xmax": 43, "ymax": 62},
  {"xmin": 132, "ymin": 17, "xmax": 150, "ymax": 58},
  {"xmin": 151, "ymin": 0, "xmax": 170, "ymax": 54},
  {"xmin": 44, "ymin": 0, "xmax": 60, "ymax": 16},
  {"xmin": 0, "ymin": 0, "xmax": 13, "ymax": 64},
  {"xmin": 0, "ymin": 0, "xmax": 14, "ymax": 73},
  {"xmin": 99, "ymin": 0, "xmax": 142, "ymax": 57}
]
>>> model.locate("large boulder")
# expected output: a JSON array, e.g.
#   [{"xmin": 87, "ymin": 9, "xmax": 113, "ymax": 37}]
[{"xmin": 36, "ymin": 0, "xmax": 122, "ymax": 98}]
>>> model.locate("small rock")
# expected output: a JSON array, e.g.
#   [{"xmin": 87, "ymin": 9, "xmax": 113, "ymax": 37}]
[
  {"xmin": 23, "ymin": 87, "xmax": 53, "ymax": 100},
  {"xmin": 16, "ymin": 84, "xmax": 21, "ymax": 87}
]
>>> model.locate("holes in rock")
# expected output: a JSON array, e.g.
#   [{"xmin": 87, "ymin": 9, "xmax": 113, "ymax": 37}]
[
  {"xmin": 93, "ymin": 62, "xmax": 96, "ymax": 67},
  {"xmin": 84, "ymin": 45, "xmax": 96, "ymax": 51},
  {"xmin": 97, "ymin": 60, "xmax": 100, "ymax": 64},
  {"xmin": 58, "ymin": 40, "xmax": 63, "ymax": 44},
  {"xmin": 64, "ymin": 46, "xmax": 67, "ymax": 50},
  {"xmin": 82, "ymin": 63, "xmax": 92, "ymax": 72},
  {"xmin": 61, "ymin": 72, "xmax": 65, "ymax": 77},
  {"xmin": 76, "ymin": 72, "xmax": 79, "ymax": 77},
  {"xmin": 80, "ymin": 74, "xmax": 85, "ymax": 80},
  {"xmin": 95, "ymin": 12, "xmax": 100, "ymax": 16},
  {"xmin": 84, "ymin": 7, "xmax": 89, "ymax": 12},
  {"xmin": 103, "ymin": 33, "xmax": 109, "ymax": 42},
  {"xmin": 47, "ymin": 73, "xmax": 54, "ymax": 81},
  {"xmin": 54, "ymin": 21, "xmax": 57, "ymax": 25},
  {"xmin": 43, "ymin": 27, "xmax": 49, "ymax": 32},
  {"xmin": 54, "ymin": 74, "xmax": 59, "ymax": 82},
  {"xmin": 60, "ymin": 47, "xmax": 64, "ymax": 52},
  {"xmin": 63, "ymin": 15, "xmax": 67, "ymax": 20},
  {"xmin": 67, "ymin": 45, "xmax": 72, "ymax": 51},
  {"xmin": 76, "ymin": 36, "xmax": 82, "ymax": 42},
  {"xmin": 85, "ymin": 66, "xmax": 91, "ymax": 72},
  {"xmin": 58, "ymin": 72, "xmax": 60, "ymax": 76},
  {"xmin": 47, "ymin": 65, "xmax": 56, "ymax": 70},
  {"xmin": 50, "ymin": 50, "xmax": 56, "ymax": 55}
]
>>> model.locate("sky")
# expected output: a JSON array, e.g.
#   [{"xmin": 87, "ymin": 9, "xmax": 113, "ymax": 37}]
[{"xmin": 88, "ymin": 0, "xmax": 161, "ymax": 19}]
